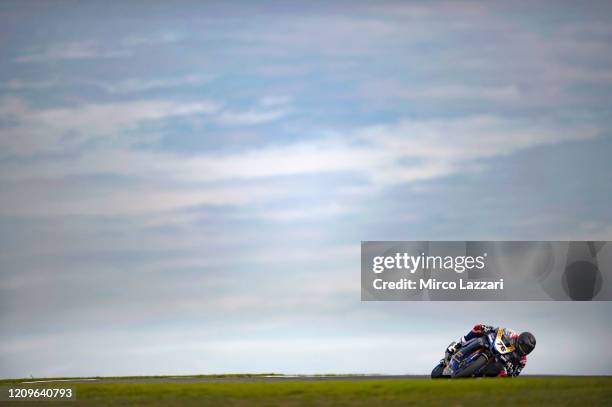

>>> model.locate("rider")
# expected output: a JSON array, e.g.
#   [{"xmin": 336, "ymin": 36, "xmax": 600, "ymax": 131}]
[{"xmin": 446, "ymin": 324, "xmax": 536, "ymax": 377}]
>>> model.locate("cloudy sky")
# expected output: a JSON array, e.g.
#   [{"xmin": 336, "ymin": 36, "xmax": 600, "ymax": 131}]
[{"xmin": 1, "ymin": 1, "xmax": 612, "ymax": 378}]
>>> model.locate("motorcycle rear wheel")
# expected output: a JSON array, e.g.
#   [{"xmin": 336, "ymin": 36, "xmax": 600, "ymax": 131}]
[{"xmin": 452, "ymin": 354, "xmax": 488, "ymax": 378}]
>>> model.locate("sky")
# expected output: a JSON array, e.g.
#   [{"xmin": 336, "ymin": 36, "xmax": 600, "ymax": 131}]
[{"xmin": 1, "ymin": 1, "xmax": 612, "ymax": 378}]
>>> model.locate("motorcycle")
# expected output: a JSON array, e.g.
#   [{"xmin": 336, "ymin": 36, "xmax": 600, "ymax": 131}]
[{"xmin": 431, "ymin": 328, "xmax": 515, "ymax": 378}]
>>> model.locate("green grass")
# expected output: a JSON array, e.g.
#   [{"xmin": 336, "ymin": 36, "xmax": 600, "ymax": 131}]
[
  {"xmin": 2, "ymin": 377, "xmax": 611, "ymax": 406},
  {"xmin": 0, "ymin": 373, "xmax": 281, "ymax": 385}
]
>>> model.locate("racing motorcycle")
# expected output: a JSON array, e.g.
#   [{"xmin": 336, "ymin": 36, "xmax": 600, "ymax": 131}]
[{"xmin": 431, "ymin": 328, "xmax": 515, "ymax": 378}]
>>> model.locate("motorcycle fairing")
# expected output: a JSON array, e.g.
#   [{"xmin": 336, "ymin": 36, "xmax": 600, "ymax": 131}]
[
  {"xmin": 491, "ymin": 328, "xmax": 515, "ymax": 355},
  {"xmin": 443, "ymin": 337, "xmax": 487, "ymax": 376}
]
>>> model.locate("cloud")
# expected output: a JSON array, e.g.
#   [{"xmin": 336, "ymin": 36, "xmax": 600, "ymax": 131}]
[
  {"xmin": 0, "ymin": 180, "xmax": 284, "ymax": 217},
  {"xmin": 0, "ymin": 108, "xmax": 600, "ymax": 219},
  {"xmin": 0, "ymin": 96, "xmax": 295, "ymax": 156},
  {"xmin": 215, "ymin": 95, "xmax": 292, "ymax": 126},
  {"xmin": 259, "ymin": 96, "xmax": 292, "ymax": 107},
  {"xmin": 15, "ymin": 40, "xmax": 129, "ymax": 62},
  {"xmin": 250, "ymin": 203, "xmax": 357, "ymax": 222},
  {"xmin": 363, "ymin": 81, "xmax": 522, "ymax": 104},
  {"xmin": 8, "ymin": 114, "xmax": 595, "ymax": 182},
  {"xmin": 2, "ymin": 74, "xmax": 214, "ymax": 95},
  {"xmin": 14, "ymin": 32, "xmax": 184, "ymax": 63},
  {"xmin": 216, "ymin": 107, "xmax": 290, "ymax": 126},
  {"xmin": 121, "ymin": 31, "xmax": 183, "ymax": 47},
  {"xmin": 96, "ymin": 74, "xmax": 214, "ymax": 94},
  {"xmin": 1, "ymin": 79, "xmax": 58, "ymax": 90},
  {"xmin": 0, "ymin": 97, "xmax": 220, "ymax": 155}
]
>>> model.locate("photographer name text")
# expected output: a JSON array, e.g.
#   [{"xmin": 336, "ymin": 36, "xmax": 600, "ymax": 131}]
[{"xmin": 372, "ymin": 278, "xmax": 504, "ymax": 291}]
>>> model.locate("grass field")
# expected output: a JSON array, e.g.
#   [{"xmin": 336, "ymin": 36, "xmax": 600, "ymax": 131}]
[{"xmin": 2, "ymin": 376, "xmax": 611, "ymax": 406}]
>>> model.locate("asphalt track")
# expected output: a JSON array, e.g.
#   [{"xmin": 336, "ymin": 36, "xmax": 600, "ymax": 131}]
[{"xmin": 21, "ymin": 375, "xmax": 430, "ymax": 384}]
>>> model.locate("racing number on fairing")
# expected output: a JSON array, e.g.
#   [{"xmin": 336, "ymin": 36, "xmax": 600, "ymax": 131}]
[{"xmin": 494, "ymin": 328, "xmax": 515, "ymax": 354}]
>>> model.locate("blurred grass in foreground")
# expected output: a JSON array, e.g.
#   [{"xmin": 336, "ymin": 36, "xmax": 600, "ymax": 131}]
[{"xmin": 3, "ymin": 377, "xmax": 612, "ymax": 406}]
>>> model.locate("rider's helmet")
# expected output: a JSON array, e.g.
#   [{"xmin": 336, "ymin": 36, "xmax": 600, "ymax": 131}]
[{"xmin": 516, "ymin": 332, "xmax": 536, "ymax": 355}]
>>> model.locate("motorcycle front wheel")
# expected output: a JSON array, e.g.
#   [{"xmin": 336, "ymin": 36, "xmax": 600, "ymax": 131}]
[
  {"xmin": 452, "ymin": 354, "xmax": 488, "ymax": 378},
  {"xmin": 431, "ymin": 362, "xmax": 446, "ymax": 379}
]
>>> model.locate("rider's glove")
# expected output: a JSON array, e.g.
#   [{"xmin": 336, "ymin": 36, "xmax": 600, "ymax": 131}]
[{"xmin": 472, "ymin": 324, "xmax": 494, "ymax": 334}]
